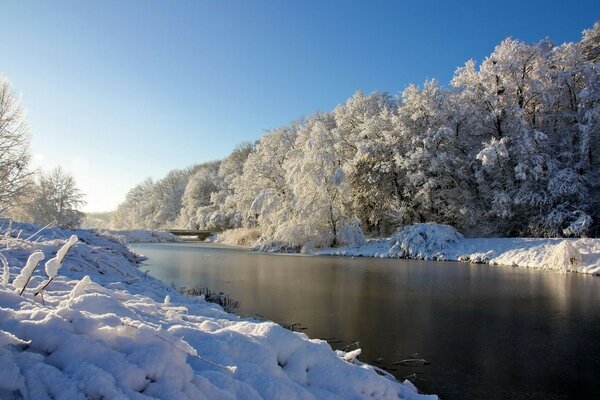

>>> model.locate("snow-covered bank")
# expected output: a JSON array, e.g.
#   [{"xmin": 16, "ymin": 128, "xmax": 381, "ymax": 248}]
[
  {"xmin": 314, "ymin": 223, "xmax": 600, "ymax": 275},
  {"xmin": 99, "ymin": 229, "xmax": 181, "ymax": 243},
  {"xmin": 0, "ymin": 221, "xmax": 436, "ymax": 400}
]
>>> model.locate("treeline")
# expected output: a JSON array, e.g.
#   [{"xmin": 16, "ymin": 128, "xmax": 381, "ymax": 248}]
[{"xmin": 112, "ymin": 23, "xmax": 600, "ymax": 246}]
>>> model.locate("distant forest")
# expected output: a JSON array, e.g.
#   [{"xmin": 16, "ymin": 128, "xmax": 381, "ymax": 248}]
[{"xmin": 112, "ymin": 22, "xmax": 600, "ymax": 247}]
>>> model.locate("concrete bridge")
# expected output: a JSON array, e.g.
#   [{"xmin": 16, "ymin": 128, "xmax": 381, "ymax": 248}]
[{"xmin": 166, "ymin": 229, "xmax": 214, "ymax": 240}]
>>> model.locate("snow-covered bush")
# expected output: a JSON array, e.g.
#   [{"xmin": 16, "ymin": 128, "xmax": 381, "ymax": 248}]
[
  {"xmin": 255, "ymin": 223, "xmax": 313, "ymax": 253},
  {"xmin": 388, "ymin": 223, "xmax": 464, "ymax": 260},
  {"xmin": 336, "ymin": 218, "xmax": 366, "ymax": 247},
  {"xmin": 216, "ymin": 227, "xmax": 261, "ymax": 247}
]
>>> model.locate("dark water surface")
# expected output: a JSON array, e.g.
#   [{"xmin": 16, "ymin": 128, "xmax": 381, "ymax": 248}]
[{"xmin": 131, "ymin": 242, "xmax": 600, "ymax": 400}]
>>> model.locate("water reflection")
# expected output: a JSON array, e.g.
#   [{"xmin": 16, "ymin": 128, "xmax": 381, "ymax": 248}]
[{"xmin": 132, "ymin": 242, "xmax": 600, "ymax": 400}]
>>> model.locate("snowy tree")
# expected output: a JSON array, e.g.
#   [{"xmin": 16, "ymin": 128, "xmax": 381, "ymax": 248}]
[
  {"xmin": 194, "ymin": 142, "xmax": 253, "ymax": 231},
  {"xmin": 18, "ymin": 167, "xmax": 86, "ymax": 228},
  {"xmin": 231, "ymin": 125, "xmax": 298, "ymax": 232},
  {"xmin": 390, "ymin": 81, "xmax": 479, "ymax": 232},
  {"xmin": 451, "ymin": 39, "xmax": 557, "ymax": 234},
  {"xmin": 0, "ymin": 77, "xmax": 33, "ymax": 213},
  {"xmin": 332, "ymin": 92, "xmax": 399, "ymax": 234},
  {"xmin": 149, "ymin": 168, "xmax": 192, "ymax": 228},
  {"xmin": 580, "ymin": 21, "xmax": 600, "ymax": 63},
  {"xmin": 178, "ymin": 161, "xmax": 221, "ymax": 228},
  {"xmin": 282, "ymin": 115, "xmax": 354, "ymax": 247},
  {"xmin": 111, "ymin": 178, "xmax": 155, "ymax": 229}
]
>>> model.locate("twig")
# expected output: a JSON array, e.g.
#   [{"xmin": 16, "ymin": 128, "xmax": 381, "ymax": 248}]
[
  {"xmin": 25, "ymin": 220, "xmax": 56, "ymax": 241},
  {"xmin": 34, "ymin": 277, "xmax": 54, "ymax": 297}
]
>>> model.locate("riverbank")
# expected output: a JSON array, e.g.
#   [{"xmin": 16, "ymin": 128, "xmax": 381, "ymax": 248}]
[
  {"xmin": 0, "ymin": 220, "xmax": 436, "ymax": 400},
  {"xmin": 218, "ymin": 224, "xmax": 600, "ymax": 275},
  {"xmin": 314, "ymin": 236, "xmax": 600, "ymax": 275}
]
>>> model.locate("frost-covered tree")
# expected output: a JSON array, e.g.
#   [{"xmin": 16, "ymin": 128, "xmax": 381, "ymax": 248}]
[
  {"xmin": 149, "ymin": 168, "xmax": 191, "ymax": 228},
  {"xmin": 178, "ymin": 161, "xmax": 221, "ymax": 228},
  {"xmin": 232, "ymin": 126, "xmax": 298, "ymax": 230},
  {"xmin": 193, "ymin": 142, "xmax": 253, "ymax": 231},
  {"xmin": 111, "ymin": 167, "xmax": 194, "ymax": 229},
  {"xmin": 282, "ymin": 115, "xmax": 354, "ymax": 247},
  {"xmin": 0, "ymin": 77, "xmax": 33, "ymax": 213},
  {"xmin": 332, "ymin": 92, "xmax": 399, "ymax": 234},
  {"xmin": 18, "ymin": 167, "xmax": 86, "ymax": 228},
  {"xmin": 111, "ymin": 178, "xmax": 155, "ymax": 229},
  {"xmin": 390, "ymin": 81, "xmax": 479, "ymax": 232},
  {"xmin": 451, "ymin": 39, "xmax": 557, "ymax": 234},
  {"xmin": 580, "ymin": 21, "xmax": 600, "ymax": 63}
]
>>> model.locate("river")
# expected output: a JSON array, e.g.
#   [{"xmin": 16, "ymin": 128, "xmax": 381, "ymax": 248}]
[{"xmin": 131, "ymin": 242, "xmax": 600, "ymax": 400}]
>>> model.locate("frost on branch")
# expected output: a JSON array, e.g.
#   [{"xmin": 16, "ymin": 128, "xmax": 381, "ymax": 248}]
[
  {"xmin": 12, "ymin": 251, "xmax": 44, "ymax": 294},
  {"xmin": 68, "ymin": 275, "xmax": 91, "ymax": 300},
  {"xmin": 563, "ymin": 214, "xmax": 592, "ymax": 237},
  {"xmin": 45, "ymin": 235, "xmax": 78, "ymax": 279},
  {"xmin": 476, "ymin": 138, "xmax": 509, "ymax": 172}
]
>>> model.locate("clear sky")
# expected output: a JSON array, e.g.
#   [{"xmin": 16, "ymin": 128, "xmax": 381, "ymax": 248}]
[{"xmin": 1, "ymin": 0, "xmax": 598, "ymax": 212}]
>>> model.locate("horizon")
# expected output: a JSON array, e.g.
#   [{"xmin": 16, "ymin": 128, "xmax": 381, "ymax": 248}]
[{"xmin": 1, "ymin": 0, "xmax": 598, "ymax": 212}]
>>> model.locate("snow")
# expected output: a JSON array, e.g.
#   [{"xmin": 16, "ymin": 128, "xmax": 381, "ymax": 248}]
[
  {"xmin": 0, "ymin": 220, "xmax": 437, "ymax": 399},
  {"xmin": 315, "ymin": 223, "xmax": 600, "ymax": 275}
]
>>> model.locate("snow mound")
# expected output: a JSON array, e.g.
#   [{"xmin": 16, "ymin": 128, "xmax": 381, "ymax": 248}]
[
  {"xmin": 388, "ymin": 223, "xmax": 464, "ymax": 260},
  {"xmin": 0, "ymin": 220, "xmax": 436, "ymax": 399},
  {"xmin": 542, "ymin": 240, "xmax": 582, "ymax": 272}
]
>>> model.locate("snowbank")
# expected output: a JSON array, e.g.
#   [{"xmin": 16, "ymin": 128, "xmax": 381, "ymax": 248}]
[
  {"xmin": 315, "ymin": 223, "xmax": 600, "ymax": 275},
  {"xmin": 0, "ymin": 220, "xmax": 436, "ymax": 400},
  {"xmin": 99, "ymin": 229, "xmax": 181, "ymax": 244}
]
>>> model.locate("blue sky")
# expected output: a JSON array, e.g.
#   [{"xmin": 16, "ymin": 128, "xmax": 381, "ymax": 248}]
[{"xmin": 1, "ymin": 0, "xmax": 598, "ymax": 212}]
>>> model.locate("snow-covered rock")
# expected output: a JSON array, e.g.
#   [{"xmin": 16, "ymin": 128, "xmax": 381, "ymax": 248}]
[{"xmin": 0, "ymin": 220, "xmax": 436, "ymax": 399}]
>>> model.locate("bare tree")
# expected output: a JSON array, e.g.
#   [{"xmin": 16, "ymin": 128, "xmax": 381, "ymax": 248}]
[
  {"xmin": 0, "ymin": 77, "xmax": 33, "ymax": 213},
  {"xmin": 21, "ymin": 167, "xmax": 87, "ymax": 228}
]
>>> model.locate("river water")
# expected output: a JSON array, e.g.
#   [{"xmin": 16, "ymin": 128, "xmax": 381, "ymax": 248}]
[{"xmin": 131, "ymin": 242, "xmax": 600, "ymax": 399}]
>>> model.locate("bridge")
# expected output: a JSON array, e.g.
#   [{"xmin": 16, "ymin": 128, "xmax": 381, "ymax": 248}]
[{"xmin": 166, "ymin": 229, "xmax": 214, "ymax": 240}]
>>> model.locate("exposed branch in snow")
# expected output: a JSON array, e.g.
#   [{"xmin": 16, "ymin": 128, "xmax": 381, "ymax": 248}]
[
  {"xmin": 35, "ymin": 235, "xmax": 78, "ymax": 297},
  {"xmin": 13, "ymin": 251, "xmax": 44, "ymax": 295}
]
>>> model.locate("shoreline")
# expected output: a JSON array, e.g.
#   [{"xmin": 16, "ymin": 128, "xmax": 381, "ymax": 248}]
[{"xmin": 0, "ymin": 220, "xmax": 436, "ymax": 399}]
